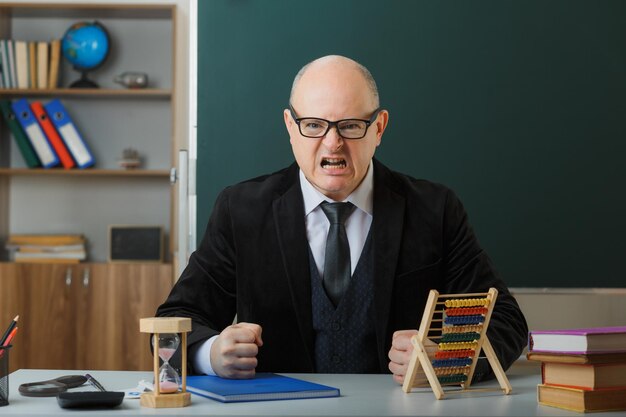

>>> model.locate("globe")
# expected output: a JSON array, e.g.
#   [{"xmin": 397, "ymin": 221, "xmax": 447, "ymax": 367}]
[{"xmin": 62, "ymin": 21, "xmax": 110, "ymax": 88}]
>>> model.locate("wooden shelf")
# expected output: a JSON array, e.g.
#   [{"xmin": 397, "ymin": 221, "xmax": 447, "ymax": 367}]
[
  {"xmin": 0, "ymin": 168, "xmax": 171, "ymax": 177},
  {"xmin": 0, "ymin": 88, "xmax": 171, "ymax": 98}
]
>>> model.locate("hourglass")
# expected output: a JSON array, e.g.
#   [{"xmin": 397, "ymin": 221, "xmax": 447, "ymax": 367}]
[
  {"xmin": 158, "ymin": 333, "xmax": 180, "ymax": 393},
  {"xmin": 139, "ymin": 317, "xmax": 191, "ymax": 408}
]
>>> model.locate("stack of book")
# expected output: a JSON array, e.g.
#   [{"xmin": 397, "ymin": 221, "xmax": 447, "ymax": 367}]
[
  {"xmin": 0, "ymin": 39, "xmax": 61, "ymax": 89},
  {"xmin": 6, "ymin": 234, "xmax": 87, "ymax": 263},
  {"xmin": 528, "ymin": 326, "xmax": 626, "ymax": 413}
]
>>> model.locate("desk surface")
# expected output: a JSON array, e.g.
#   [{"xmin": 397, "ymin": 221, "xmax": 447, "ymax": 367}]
[{"xmin": 4, "ymin": 367, "xmax": 624, "ymax": 417}]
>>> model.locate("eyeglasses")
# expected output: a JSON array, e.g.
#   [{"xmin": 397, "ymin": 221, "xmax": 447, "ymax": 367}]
[{"xmin": 289, "ymin": 105, "xmax": 382, "ymax": 139}]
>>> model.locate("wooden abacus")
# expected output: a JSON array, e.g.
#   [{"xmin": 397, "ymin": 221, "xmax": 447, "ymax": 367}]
[{"xmin": 402, "ymin": 288, "xmax": 511, "ymax": 399}]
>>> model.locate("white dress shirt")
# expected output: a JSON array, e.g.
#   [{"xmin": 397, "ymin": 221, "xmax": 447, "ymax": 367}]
[
  {"xmin": 300, "ymin": 163, "xmax": 374, "ymax": 278},
  {"xmin": 193, "ymin": 162, "xmax": 375, "ymax": 375}
]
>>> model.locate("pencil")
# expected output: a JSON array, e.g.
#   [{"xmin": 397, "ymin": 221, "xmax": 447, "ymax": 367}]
[
  {"xmin": 2, "ymin": 327, "xmax": 18, "ymax": 347},
  {"xmin": 0, "ymin": 315, "xmax": 19, "ymax": 346}
]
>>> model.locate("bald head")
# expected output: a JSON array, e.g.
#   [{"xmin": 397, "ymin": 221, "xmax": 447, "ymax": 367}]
[{"xmin": 289, "ymin": 55, "xmax": 380, "ymax": 110}]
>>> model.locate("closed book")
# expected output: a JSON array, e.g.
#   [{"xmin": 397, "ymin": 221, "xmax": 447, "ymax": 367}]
[
  {"xmin": 44, "ymin": 99, "xmax": 95, "ymax": 168},
  {"xmin": 186, "ymin": 373, "xmax": 340, "ymax": 403},
  {"xmin": 8, "ymin": 234, "xmax": 85, "ymax": 246},
  {"xmin": 527, "ymin": 351, "xmax": 626, "ymax": 365},
  {"xmin": 0, "ymin": 99, "xmax": 40, "ymax": 167},
  {"xmin": 6, "ymin": 39, "xmax": 17, "ymax": 88},
  {"xmin": 14, "ymin": 250, "xmax": 86, "ymax": 261},
  {"xmin": 11, "ymin": 98, "xmax": 59, "ymax": 168},
  {"xmin": 48, "ymin": 39, "xmax": 61, "ymax": 89},
  {"xmin": 31, "ymin": 101, "xmax": 75, "ymax": 168},
  {"xmin": 36, "ymin": 41, "xmax": 48, "ymax": 89},
  {"xmin": 14, "ymin": 40, "xmax": 29, "ymax": 89},
  {"xmin": 7, "ymin": 244, "xmax": 85, "ymax": 253},
  {"xmin": 537, "ymin": 384, "xmax": 626, "ymax": 413},
  {"xmin": 29, "ymin": 41, "xmax": 37, "ymax": 88},
  {"xmin": 0, "ymin": 50, "xmax": 4, "ymax": 88},
  {"xmin": 529, "ymin": 326, "xmax": 626, "ymax": 354},
  {"xmin": 542, "ymin": 362, "xmax": 626, "ymax": 390},
  {"xmin": 0, "ymin": 40, "xmax": 9, "ymax": 87},
  {"xmin": 14, "ymin": 257, "xmax": 80, "ymax": 264}
]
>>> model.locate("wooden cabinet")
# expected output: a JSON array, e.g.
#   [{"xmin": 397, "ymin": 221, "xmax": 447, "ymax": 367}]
[{"xmin": 0, "ymin": 262, "xmax": 172, "ymax": 373}]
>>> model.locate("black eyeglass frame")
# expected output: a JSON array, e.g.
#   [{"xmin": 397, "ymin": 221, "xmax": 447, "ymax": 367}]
[{"xmin": 289, "ymin": 105, "xmax": 383, "ymax": 139}]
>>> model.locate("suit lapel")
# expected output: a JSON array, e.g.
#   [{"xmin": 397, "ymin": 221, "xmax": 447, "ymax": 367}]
[
  {"xmin": 272, "ymin": 167, "xmax": 315, "ymax": 369},
  {"xmin": 371, "ymin": 160, "xmax": 405, "ymax": 365}
]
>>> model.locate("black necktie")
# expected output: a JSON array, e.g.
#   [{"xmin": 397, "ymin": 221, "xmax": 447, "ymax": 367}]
[{"xmin": 320, "ymin": 201, "xmax": 355, "ymax": 307}]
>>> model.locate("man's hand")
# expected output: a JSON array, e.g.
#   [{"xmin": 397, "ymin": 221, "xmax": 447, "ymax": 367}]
[
  {"xmin": 210, "ymin": 322, "xmax": 263, "ymax": 379},
  {"xmin": 389, "ymin": 330, "xmax": 439, "ymax": 385},
  {"xmin": 388, "ymin": 329, "xmax": 419, "ymax": 384}
]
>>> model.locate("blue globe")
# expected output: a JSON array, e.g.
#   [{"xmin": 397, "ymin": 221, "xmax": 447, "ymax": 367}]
[{"xmin": 62, "ymin": 21, "xmax": 110, "ymax": 71}]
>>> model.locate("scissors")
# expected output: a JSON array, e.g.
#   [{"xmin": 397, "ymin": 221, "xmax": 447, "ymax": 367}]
[{"xmin": 19, "ymin": 375, "xmax": 88, "ymax": 397}]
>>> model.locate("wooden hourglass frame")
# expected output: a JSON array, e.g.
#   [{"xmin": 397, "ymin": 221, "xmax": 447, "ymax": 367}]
[
  {"xmin": 402, "ymin": 288, "xmax": 512, "ymax": 399},
  {"xmin": 139, "ymin": 317, "xmax": 192, "ymax": 408}
]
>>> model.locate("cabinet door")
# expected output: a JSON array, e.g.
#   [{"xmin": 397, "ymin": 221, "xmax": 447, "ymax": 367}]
[
  {"xmin": 0, "ymin": 263, "xmax": 25, "ymax": 372},
  {"xmin": 76, "ymin": 263, "xmax": 172, "ymax": 371},
  {"xmin": 10, "ymin": 264, "xmax": 77, "ymax": 370}
]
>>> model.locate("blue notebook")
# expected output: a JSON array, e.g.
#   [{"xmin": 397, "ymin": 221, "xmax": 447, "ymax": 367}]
[{"xmin": 186, "ymin": 373, "xmax": 340, "ymax": 403}]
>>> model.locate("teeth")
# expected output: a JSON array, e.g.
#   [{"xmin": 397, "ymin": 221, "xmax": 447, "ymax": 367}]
[{"xmin": 322, "ymin": 158, "xmax": 346, "ymax": 168}]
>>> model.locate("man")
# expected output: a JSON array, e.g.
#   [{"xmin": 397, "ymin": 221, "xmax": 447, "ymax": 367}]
[{"xmin": 157, "ymin": 55, "xmax": 527, "ymax": 383}]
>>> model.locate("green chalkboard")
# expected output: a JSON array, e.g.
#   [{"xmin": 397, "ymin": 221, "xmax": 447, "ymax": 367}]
[{"xmin": 197, "ymin": 0, "xmax": 626, "ymax": 287}]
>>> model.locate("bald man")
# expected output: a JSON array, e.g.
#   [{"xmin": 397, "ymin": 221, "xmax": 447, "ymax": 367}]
[{"xmin": 157, "ymin": 55, "xmax": 527, "ymax": 383}]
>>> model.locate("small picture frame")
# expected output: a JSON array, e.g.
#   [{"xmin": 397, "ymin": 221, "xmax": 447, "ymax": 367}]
[{"xmin": 109, "ymin": 225, "xmax": 163, "ymax": 263}]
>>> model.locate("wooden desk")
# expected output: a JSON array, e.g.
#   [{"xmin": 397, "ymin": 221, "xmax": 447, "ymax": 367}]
[{"xmin": 4, "ymin": 366, "xmax": 623, "ymax": 416}]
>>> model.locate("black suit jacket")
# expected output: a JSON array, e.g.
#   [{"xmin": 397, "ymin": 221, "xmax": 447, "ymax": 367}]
[{"xmin": 157, "ymin": 159, "xmax": 528, "ymax": 377}]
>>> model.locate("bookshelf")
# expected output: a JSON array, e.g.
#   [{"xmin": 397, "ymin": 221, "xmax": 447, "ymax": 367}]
[
  {"xmin": 0, "ymin": 2, "xmax": 178, "ymax": 263},
  {"xmin": 0, "ymin": 1, "xmax": 185, "ymax": 371}
]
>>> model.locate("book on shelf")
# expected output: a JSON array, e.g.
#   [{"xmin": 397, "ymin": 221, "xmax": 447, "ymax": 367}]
[
  {"xmin": 528, "ymin": 326, "xmax": 626, "ymax": 354},
  {"xmin": 14, "ymin": 257, "xmax": 81, "ymax": 264},
  {"xmin": 11, "ymin": 98, "xmax": 59, "ymax": 168},
  {"xmin": 6, "ymin": 234, "xmax": 86, "ymax": 263},
  {"xmin": 0, "ymin": 39, "xmax": 61, "ymax": 90},
  {"xmin": 0, "ymin": 51, "xmax": 4, "ymax": 88},
  {"xmin": 36, "ymin": 41, "xmax": 48, "ymax": 89},
  {"xmin": 31, "ymin": 101, "xmax": 75, "ymax": 169},
  {"xmin": 537, "ymin": 384, "xmax": 626, "ymax": 413},
  {"xmin": 6, "ymin": 39, "xmax": 17, "ymax": 88},
  {"xmin": 14, "ymin": 250, "xmax": 86, "ymax": 262},
  {"xmin": 541, "ymin": 361, "xmax": 626, "ymax": 390},
  {"xmin": 0, "ymin": 40, "xmax": 10, "ymax": 87},
  {"xmin": 14, "ymin": 40, "xmax": 29, "ymax": 89},
  {"xmin": 186, "ymin": 373, "xmax": 340, "ymax": 403},
  {"xmin": 10, "ymin": 244, "xmax": 85, "ymax": 253},
  {"xmin": 29, "ymin": 41, "xmax": 37, "ymax": 88},
  {"xmin": 44, "ymin": 99, "xmax": 95, "ymax": 168},
  {"xmin": 7, "ymin": 234, "xmax": 85, "ymax": 246},
  {"xmin": 48, "ymin": 39, "xmax": 61, "ymax": 89},
  {"xmin": 0, "ymin": 99, "xmax": 41, "ymax": 167}
]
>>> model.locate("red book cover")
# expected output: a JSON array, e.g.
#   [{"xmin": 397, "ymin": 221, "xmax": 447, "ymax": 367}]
[{"xmin": 30, "ymin": 101, "xmax": 75, "ymax": 169}]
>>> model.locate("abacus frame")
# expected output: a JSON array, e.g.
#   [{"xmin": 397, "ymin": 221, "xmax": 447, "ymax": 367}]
[{"xmin": 401, "ymin": 288, "xmax": 512, "ymax": 399}]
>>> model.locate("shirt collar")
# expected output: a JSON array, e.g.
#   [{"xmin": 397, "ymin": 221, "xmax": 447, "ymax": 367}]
[{"xmin": 299, "ymin": 160, "xmax": 374, "ymax": 216}]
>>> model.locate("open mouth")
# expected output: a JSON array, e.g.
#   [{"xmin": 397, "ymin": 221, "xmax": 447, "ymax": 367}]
[{"xmin": 321, "ymin": 158, "xmax": 347, "ymax": 169}]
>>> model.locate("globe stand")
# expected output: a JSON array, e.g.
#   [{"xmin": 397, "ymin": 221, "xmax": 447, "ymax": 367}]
[{"xmin": 70, "ymin": 70, "xmax": 99, "ymax": 88}]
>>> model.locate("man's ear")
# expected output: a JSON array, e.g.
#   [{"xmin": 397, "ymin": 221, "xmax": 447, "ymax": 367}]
[
  {"xmin": 375, "ymin": 109, "xmax": 389, "ymax": 145},
  {"xmin": 284, "ymin": 109, "xmax": 293, "ymax": 130}
]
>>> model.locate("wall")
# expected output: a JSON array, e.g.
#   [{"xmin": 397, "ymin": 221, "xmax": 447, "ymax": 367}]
[{"xmin": 196, "ymin": 0, "xmax": 626, "ymax": 289}]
